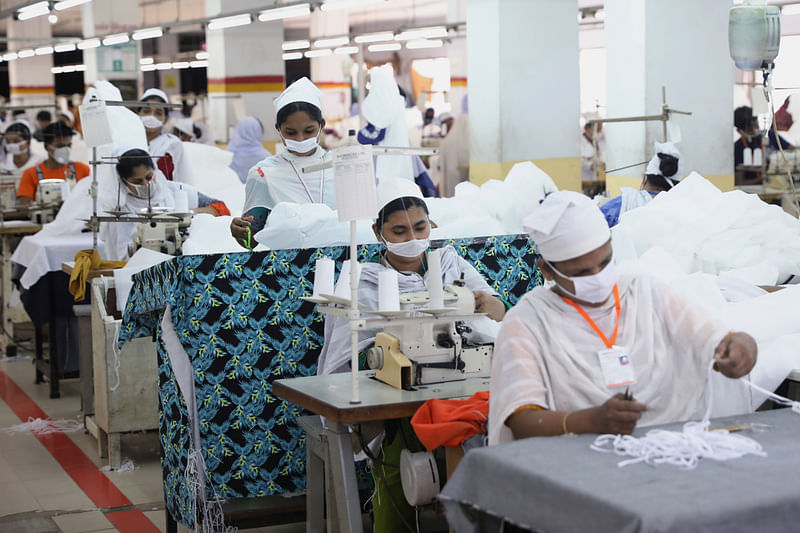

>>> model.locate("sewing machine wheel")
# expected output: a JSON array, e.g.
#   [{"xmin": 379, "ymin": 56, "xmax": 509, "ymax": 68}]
[{"xmin": 366, "ymin": 346, "xmax": 384, "ymax": 370}]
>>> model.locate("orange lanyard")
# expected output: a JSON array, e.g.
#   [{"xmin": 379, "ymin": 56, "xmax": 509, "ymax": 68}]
[{"xmin": 562, "ymin": 285, "xmax": 620, "ymax": 349}]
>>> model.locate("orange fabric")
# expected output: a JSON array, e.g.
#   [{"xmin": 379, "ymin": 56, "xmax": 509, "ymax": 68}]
[
  {"xmin": 410, "ymin": 390, "xmax": 489, "ymax": 451},
  {"xmin": 207, "ymin": 201, "xmax": 230, "ymax": 217},
  {"xmin": 561, "ymin": 284, "xmax": 620, "ymax": 349},
  {"xmin": 17, "ymin": 162, "xmax": 90, "ymax": 200}
]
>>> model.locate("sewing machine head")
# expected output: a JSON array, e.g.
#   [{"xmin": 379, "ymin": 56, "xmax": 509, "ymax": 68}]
[
  {"xmin": 129, "ymin": 213, "xmax": 192, "ymax": 256},
  {"xmin": 29, "ymin": 179, "xmax": 67, "ymax": 224},
  {"xmin": 367, "ymin": 281, "xmax": 493, "ymax": 389}
]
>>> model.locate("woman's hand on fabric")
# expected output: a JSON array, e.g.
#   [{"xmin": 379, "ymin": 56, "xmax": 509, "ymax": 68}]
[
  {"xmin": 714, "ymin": 332, "xmax": 757, "ymax": 378},
  {"xmin": 591, "ymin": 393, "xmax": 648, "ymax": 435},
  {"xmin": 473, "ymin": 291, "xmax": 506, "ymax": 321},
  {"xmin": 230, "ymin": 216, "xmax": 253, "ymax": 247}
]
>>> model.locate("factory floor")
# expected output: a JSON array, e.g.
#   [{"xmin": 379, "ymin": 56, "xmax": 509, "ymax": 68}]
[{"xmin": 0, "ymin": 346, "xmax": 307, "ymax": 533}]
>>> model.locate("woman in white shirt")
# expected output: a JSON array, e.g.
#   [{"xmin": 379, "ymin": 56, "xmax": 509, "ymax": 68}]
[
  {"xmin": 138, "ymin": 88, "xmax": 189, "ymax": 183},
  {"xmin": 2, "ymin": 121, "xmax": 44, "ymax": 173}
]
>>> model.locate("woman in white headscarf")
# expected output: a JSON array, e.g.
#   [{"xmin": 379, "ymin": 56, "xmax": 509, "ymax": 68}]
[
  {"xmin": 138, "ymin": 88, "xmax": 190, "ymax": 183},
  {"xmin": 1, "ymin": 121, "xmax": 44, "ymax": 173},
  {"xmin": 229, "ymin": 77, "xmax": 335, "ymax": 246},
  {"xmin": 226, "ymin": 116, "xmax": 270, "ymax": 184}
]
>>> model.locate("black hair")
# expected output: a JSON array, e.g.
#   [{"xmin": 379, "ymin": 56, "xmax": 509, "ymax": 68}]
[
  {"xmin": 116, "ymin": 148, "xmax": 154, "ymax": 179},
  {"xmin": 734, "ymin": 106, "xmax": 753, "ymax": 130},
  {"xmin": 41, "ymin": 121, "xmax": 75, "ymax": 145},
  {"xmin": 12, "ymin": 109, "xmax": 25, "ymax": 117},
  {"xmin": 5, "ymin": 121, "xmax": 31, "ymax": 142},
  {"xmin": 644, "ymin": 153, "xmax": 680, "ymax": 191},
  {"xmin": 276, "ymin": 102, "xmax": 324, "ymax": 127},
  {"xmin": 375, "ymin": 196, "xmax": 429, "ymax": 232},
  {"xmin": 36, "ymin": 110, "xmax": 52, "ymax": 122}
]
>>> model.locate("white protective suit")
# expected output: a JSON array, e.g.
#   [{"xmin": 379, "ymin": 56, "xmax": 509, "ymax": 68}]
[
  {"xmin": 242, "ymin": 145, "xmax": 335, "ymax": 213},
  {"xmin": 148, "ymin": 131, "xmax": 190, "ymax": 183},
  {"xmin": 488, "ymin": 272, "xmax": 752, "ymax": 446},
  {"xmin": 317, "ymin": 245, "xmax": 501, "ymax": 376}
]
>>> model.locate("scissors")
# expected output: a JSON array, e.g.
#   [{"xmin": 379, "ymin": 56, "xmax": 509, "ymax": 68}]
[{"xmin": 623, "ymin": 387, "xmax": 633, "ymax": 401}]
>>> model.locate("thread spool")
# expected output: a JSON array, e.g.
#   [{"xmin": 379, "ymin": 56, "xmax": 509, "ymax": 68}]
[
  {"xmin": 174, "ymin": 189, "xmax": 189, "ymax": 212},
  {"xmin": 426, "ymin": 249, "xmax": 444, "ymax": 309},
  {"xmin": 752, "ymin": 147, "xmax": 762, "ymax": 166},
  {"xmin": 400, "ymin": 449, "xmax": 440, "ymax": 506},
  {"xmin": 378, "ymin": 269, "xmax": 400, "ymax": 311},
  {"xmin": 334, "ymin": 260, "xmax": 362, "ymax": 298},
  {"xmin": 743, "ymin": 148, "xmax": 753, "ymax": 166},
  {"xmin": 312, "ymin": 258, "xmax": 335, "ymax": 299}
]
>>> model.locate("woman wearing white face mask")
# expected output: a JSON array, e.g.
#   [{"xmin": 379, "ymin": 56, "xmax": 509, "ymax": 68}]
[
  {"xmin": 138, "ymin": 88, "xmax": 189, "ymax": 183},
  {"xmin": 230, "ymin": 77, "xmax": 335, "ymax": 246},
  {"xmin": 1, "ymin": 121, "xmax": 44, "ymax": 173}
]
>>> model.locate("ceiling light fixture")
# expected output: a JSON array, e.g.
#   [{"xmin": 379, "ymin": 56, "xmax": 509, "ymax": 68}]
[
  {"xmin": 132, "ymin": 27, "xmax": 163, "ymax": 40},
  {"xmin": 17, "ymin": 1, "xmax": 50, "ymax": 21},
  {"xmin": 196, "ymin": 51, "xmax": 209, "ymax": 60},
  {"xmin": 395, "ymin": 26, "xmax": 447, "ymax": 41},
  {"xmin": 189, "ymin": 60, "xmax": 208, "ymax": 68},
  {"xmin": 48, "ymin": 14, "xmax": 58, "ymax": 24},
  {"xmin": 102, "ymin": 33, "xmax": 130, "ymax": 46},
  {"xmin": 35, "ymin": 46, "xmax": 54, "ymax": 55},
  {"xmin": 172, "ymin": 61, "xmax": 190, "ymax": 69},
  {"xmin": 77, "ymin": 38, "xmax": 101, "ymax": 49},
  {"xmin": 334, "ymin": 46, "xmax": 359, "ymax": 55},
  {"xmin": 54, "ymin": 0, "xmax": 92, "ymax": 11},
  {"xmin": 54, "ymin": 43, "xmax": 77, "ymax": 52},
  {"xmin": 282, "ymin": 52, "xmax": 303, "ymax": 60},
  {"xmin": 354, "ymin": 32, "xmax": 394, "ymax": 43},
  {"xmin": 282, "ymin": 40, "xmax": 310, "ymax": 51},
  {"xmin": 314, "ymin": 36, "xmax": 350, "ymax": 48},
  {"xmin": 405, "ymin": 39, "xmax": 444, "ymax": 50},
  {"xmin": 140, "ymin": 57, "xmax": 154, "ymax": 65},
  {"xmin": 368, "ymin": 43, "xmax": 401, "ymax": 52},
  {"xmin": 17, "ymin": 49, "xmax": 35, "ymax": 58},
  {"xmin": 258, "ymin": 3, "xmax": 310, "ymax": 21},
  {"xmin": 207, "ymin": 14, "xmax": 252, "ymax": 31},
  {"xmin": 305, "ymin": 49, "xmax": 333, "ymax": 58}
]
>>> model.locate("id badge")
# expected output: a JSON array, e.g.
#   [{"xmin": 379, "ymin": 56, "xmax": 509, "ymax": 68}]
[{"xmin": 597, "ymin": 345, "xmax": 635, "ymax": 388}]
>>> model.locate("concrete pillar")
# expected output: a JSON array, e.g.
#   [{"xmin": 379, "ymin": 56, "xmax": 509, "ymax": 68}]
[
  {"xmin": 206, "ymin": 0, "xmax": 285, "ymax": 143},
  {"xmin": 310, "ymin": 10, "xmax": 351, "ymax": 121},
  {"xmin": 8, "ymin": 17, "xmax": 54, "ymax": 106},
  {"xmin": 157, "ymin": 34, "xmax": 180, "ymax": 99},
  {"xmin": 466, "ymin": 0, "xmax": 581, "ymax": 191},
  {"xmin": 80, "ymin": 0, "xmax": 140, "ymax": 96},
  {"xmin": 604, "ymin": 0, "xmax": 734, "ymax": 194},
  {"xmin": 447, "ymin": 0, "xmax": 467, "ymax": 116}
]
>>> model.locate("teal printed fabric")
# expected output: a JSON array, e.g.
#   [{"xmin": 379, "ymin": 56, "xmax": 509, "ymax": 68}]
[{"xmin": 119, "ymin": 235, "xmax": 543, "ymax": 528}]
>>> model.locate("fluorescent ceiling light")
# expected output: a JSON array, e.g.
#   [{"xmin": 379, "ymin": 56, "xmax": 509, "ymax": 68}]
[
  {"xmin": 155, "ymin": 62, "xmax": 172, "ymax": 70},
  {"xmin": 172, "ymin": 61, "xmax": 190, "ymax": 69},
  {"xmin": 75, "ymin": 64, "xmax": 86, "ymax": 71},
  {"xmin": 190, "ymin": 60, "xmax": 208, "ymax": 68},
  {"xmin": 335, "ymin": 46, "xmax": 359, "ymax": 55},
  {"xmin": 17, "ymin": 1, "xmax": 50, "ymax": 20},
  {"xmin": 314, "ymin": 36, "xmax": 349, "ymax": 48},
  {"xmin": 140, "ymin": 57, "xmax": 154, "ymax": 65},
  {"xmin": 305, "ymin": 49, "xmax": 333, "ymax": 58},
  {"xmin": 207, "ymin": 14, "xmax": 251, "ymax": 30},
  {"xmin": 355, "ymin": 32, "xmax": 394, "ymax": 43},
  {"xmin": 282, "ymin": 52, "xmax": 303, "ymax": 60},
  {"xmin": 102, "ymin": 33, "xmax": 130, "ymax": 46},
  {"xmin": 783, "ymin": 4, "xmax": 800, "ymax": 15},
  {"xmin": 3, "ymin": 52, "xmax": 18, "ymax": 61},
  {"xmin": 196, "ymin": 51, "xmax": 209, "ymax": 60},
  {"xmin": 62, "ymin": 65, "xmax": 76, "ymax": 73},
  {"xmin": 258, "ymin": 3, "xmax": 310, "ymax": 21},
  {"xmin": 282, "ymin": 40, "xmax": 310, "ymax": 51},
  {"xmin": 77, "ymin": 38, "xmax": 101, "ymax": 49},
  {"xmin": 51, "ymin": 66, "xmax": 63, "ymax": 74},
  {"xmin": 395, "ymin": 26, "xmax": 447, "ymax": 41},
  {"xmin": 405, "ymin": 39, "xmax": 443, "ymax": 50},
  {"xmin": 35, "ymin": 46, "xmax": 54, "ymax": 55},
  {"xmin": 54, "ymin": 43, "xmax": 77, "ymax": 52},
  {"xmin": 141, "ymin": 64, "xmax": 157, "ymax": 72},
  {"xmin": 54, "ymin": 0, "xmax": 92, "ymax": 11},
  {"xmin": 133, "ymin": 27, "xmax": 163, "ymax": 40},
  {"xmin": 368, "ymin": 43, "xmax": 401, "ymax": 52},
  {"xmin": 17, "ymin": 49, "xmax": 35, "ymax": 58},
  {"xmin": 322, "ymin": 0, "xmax": 385, "ymax": 11}
]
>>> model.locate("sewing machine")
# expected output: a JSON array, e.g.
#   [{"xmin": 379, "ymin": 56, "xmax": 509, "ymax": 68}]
[
  {"xmin": 29, "ymin": 179, "xmax": 67, "ymax": 225},
  {"xmin": 129, "ymin": 213, "xmax": 191, "ymax": 256},
  {"xmin": 366, "ymin": 280, "xmax": 493, "ymax": 389}
]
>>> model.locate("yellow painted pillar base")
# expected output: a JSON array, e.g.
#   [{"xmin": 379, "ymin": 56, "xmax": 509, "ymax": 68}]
[
  {"xmin": 605, "ymin": 174, "xmax": 735, "ymax": 198},
  {"xmin": 469, "ymin": 157, "xmax": 582, "ymax": 192}
]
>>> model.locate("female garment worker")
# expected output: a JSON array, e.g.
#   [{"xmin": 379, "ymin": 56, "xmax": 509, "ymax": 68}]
[
  {"xmin": 2, "ymin": 121, "xmax": 44, "ymax": 173},
  {"xmin": 138, "ymin": 88, "xmax": 189, "ymax": 183},
  {"xmin": 100, "ymin": 147, "xmax": 229, "ymax": 260},
  {"xmin": 489, "ymin": 190, "xmax": 757, "ymax": 445},
  {"xmin": 601, "ymin": 141, "xmax": 682, "ymax": 227},
  {"xmin": 229, "ymin": 77, "xmax": 334, "ymax": 245},
  {"xmin": 317, "ymin": 177, "xmax": 507, "ymax": 532}
]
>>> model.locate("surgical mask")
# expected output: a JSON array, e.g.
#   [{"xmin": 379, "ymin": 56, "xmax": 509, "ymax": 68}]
[
  {"xmin": 548, "ymin": 257, "xmax": 618, "ymax": 304},
  {"xmin": 383, "ymin": 235, "xmax": 430, "ymax": 259},
  {"xmin": 128, "ymin": 182, "xmax": 151, "ymax": 199},
  {"xmin": 282, "ymin": 132, "xmax": 319, "ymax": 154},
  {"xmin": 53, "ymin": 146, "xmax": 70, "ymax": 165},
  {"xmin": 141, "ymin": 115, "xmax": 163, "ymax": 129},
  {"xmin": 4, "ymin": 141, "xmax": 25, "ymax": 155}
]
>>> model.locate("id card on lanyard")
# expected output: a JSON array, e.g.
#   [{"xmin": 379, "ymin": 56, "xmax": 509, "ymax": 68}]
[{"xmin": 562, "ymin": 285, "xmax": 635, "ymax": 388}]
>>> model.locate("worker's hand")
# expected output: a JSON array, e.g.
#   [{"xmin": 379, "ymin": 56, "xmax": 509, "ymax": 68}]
[
  {"xmin": 230, "ymin": 216, "xmax": 253, "ymax": 247},
  {"xmin": 473, "ymin": 291, "xmax": 506, "ymax": 322},
  {"xmin": 591, "ymin": 394, "xmax": 649, "ymax": 435},
  {"xmin": 714, "ymin": 332, "xmax": 757, "ymax": 379}
]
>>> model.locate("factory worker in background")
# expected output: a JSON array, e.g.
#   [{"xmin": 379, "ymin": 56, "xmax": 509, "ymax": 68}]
[
  {"xmin": 601, "ymin": 142, "xmax": 682, "ymax": 227},
  {"xmin": 100, "ymin": 147, "xmax": 229, "ymax": 260},
  {"xmin": 227, "ymin": 116, "xmax": 271, "ymax": 184},
  {"xmin": 317, "ymin": 177, "xmax": 507, "ymax": 532},
  {"xmin": 172, "ymin": 117, "xmax": 198, "ymax": 143},
  {"xmin": 1, "ymin": 121, "xmax": 45, "ymax": 173},
  {"xmin": 581, "ymin": 120, "xmax": 605, "ymax": 182},
  {"xmin": 138, "ymin": 88, "xmax": 190, "ymax": 183},
  {"xmin": 229, "ymin": 77, "xmax": 334, "ymax": 245},
  {"xmin": 489, "ymin": 191, "xmax": 757, "ymax": 445}
]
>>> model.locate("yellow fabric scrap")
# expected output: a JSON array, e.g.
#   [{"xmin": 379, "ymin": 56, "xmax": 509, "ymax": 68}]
[{"xmin": 68, "ymin": 249, "xmax": 127, "ymax": 301}]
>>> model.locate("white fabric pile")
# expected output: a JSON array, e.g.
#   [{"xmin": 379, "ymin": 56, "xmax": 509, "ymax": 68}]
[{"xmin": 179, "ymin": 142, "xmax": 245, "ymax": 216}]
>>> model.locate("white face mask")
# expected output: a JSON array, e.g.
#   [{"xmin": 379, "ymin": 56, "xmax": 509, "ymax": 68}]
[
  {"xmin": 4, "ymin": 141, "xmax": 25, "ymax": 155},
  {"xmin": 53, "ymin": 146, "xmax": 70, "ymax": 165},
  {"xmin": 141, "ymin": 115, "xmax": 163, "ymax": 130},
  {"xmin": 282, "ymin": 132, "xmax": 319, "ymax": 154},
  {"xmin": 128, "ymin": 182, "xmax": 151, "ymax": 200},
  {"xmin": 383, "ymin": 236, "xmax": 430, "ymax": 259},
  {"xmin": 548, "ymin": 257, "xmax": 618, "ymax": 304}
]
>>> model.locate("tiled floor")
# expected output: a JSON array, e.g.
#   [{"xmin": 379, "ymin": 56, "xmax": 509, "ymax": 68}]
[{"xmin": 0, "ymin": 353, "xmax": 307, "ymax": 533}]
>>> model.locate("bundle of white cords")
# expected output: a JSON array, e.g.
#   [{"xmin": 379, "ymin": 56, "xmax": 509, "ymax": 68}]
[{"xmin": 591, "ymin": 361, "xmax": 800, "ymax": 469}]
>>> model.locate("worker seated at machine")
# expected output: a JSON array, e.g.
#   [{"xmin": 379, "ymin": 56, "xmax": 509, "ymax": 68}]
[
  {"xmin": 489, "ymin": 191, "xmax": 757, "ymax": 445},
  {"xmin": 316, "ymin": 177, "xmax": 507, "ymax": 532},
  {"xmin": 2, "ymin": 120, "xmax": 45, "ymax": 174},
  {"xmin": 16, "ymin": 121, "xmax": 90, "ymax": 212},
  {"xmin": 601, "ymin": 141, "xmax": 682, "ymax": 227},
  {"xmin": 99, "ymin": 147, "xmax": 230, "ymax": 260}
]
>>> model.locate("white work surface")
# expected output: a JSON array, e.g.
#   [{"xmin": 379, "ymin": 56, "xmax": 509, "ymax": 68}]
[{"xmin": 11, "ymin": 233, "xmax": 106, "ymax": 290}]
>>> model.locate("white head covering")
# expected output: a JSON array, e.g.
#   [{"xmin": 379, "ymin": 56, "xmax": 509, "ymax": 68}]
[
  {"xmin": 173, "ymin": 117, "xmax": 195, "ymax": 139},
  {"xmin": 58, "ymin": 109, "xmax": 75, "ymax": 124},
  {"xmin": 141, "ymin": 88, "xmax": 169, "ymax": 104},
  {"xmin": 645, "ymin": 141, "xmax": 683, "ymax": 186},
  {"xmin": 362, "ymin": 64, "xmax": 405, "ymax": 129},
  {"xmin": 522, "ymin": 190, "xmax": 610, "ymax": 262},
  {"xmin": 376, "ymin": 177, "xmax": 424, "ymax": 212},
  {"xmin": 273, "ymin": 77, "xmax": 322, "ymax": 114}
]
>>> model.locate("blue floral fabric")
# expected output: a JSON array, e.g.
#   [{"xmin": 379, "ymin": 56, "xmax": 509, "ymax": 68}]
[{"xmin": 119, "ymin": 235, "xmax": 543, "ymax": 528}]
